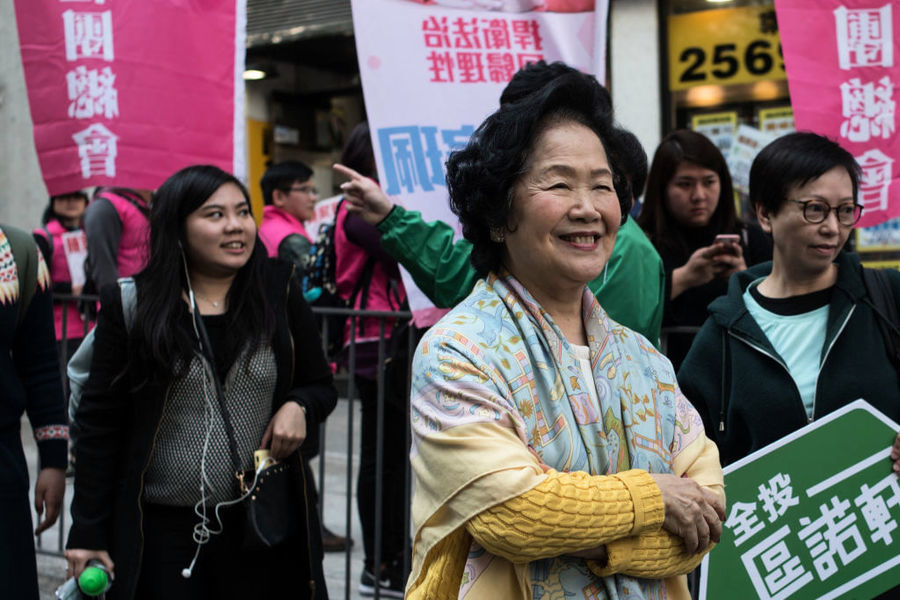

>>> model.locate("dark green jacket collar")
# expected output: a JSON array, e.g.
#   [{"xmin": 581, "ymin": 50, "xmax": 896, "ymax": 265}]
[{"xmin": 706, "ymin": 251, "xmax": 867, "ymax": 359}]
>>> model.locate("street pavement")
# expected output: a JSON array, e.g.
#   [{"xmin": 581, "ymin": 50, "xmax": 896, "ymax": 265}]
[{"xmin": 25, "ymin": 397, "xmax": 386, "ymax": 600}]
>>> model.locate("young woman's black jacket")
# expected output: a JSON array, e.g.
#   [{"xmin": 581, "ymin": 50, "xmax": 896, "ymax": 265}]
[
  {"xmin": 67, "ymin": 259, "xmax": 337, "ymax": 599},
  {"xmin": 660, "ymin": 222, "xmax": 772, "ymax": 370}
]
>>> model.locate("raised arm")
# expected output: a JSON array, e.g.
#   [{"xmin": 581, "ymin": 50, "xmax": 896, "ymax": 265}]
[{"xmin": 334, "ymin": 163, "xmax": 478, "ymax": 307}]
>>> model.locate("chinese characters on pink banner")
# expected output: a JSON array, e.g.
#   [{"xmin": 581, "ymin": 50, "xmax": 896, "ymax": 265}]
[
  {"xmin": 15, "ymin": 0, "xmax": 244, "ymax": 196},
  {"xmin": 422, "ymin": 17, "xmax": 545, "ymax": 83},
  {"xmin": 835, "ymin": 6, "xmax": 894, "ymax": 216},
  {"xmin": 61, "ymin": 1, "xmax": 121, "ymax": 180},
  {"xmin": 777, "ymin": 2, "xmax": 899, "ymax": 227}
]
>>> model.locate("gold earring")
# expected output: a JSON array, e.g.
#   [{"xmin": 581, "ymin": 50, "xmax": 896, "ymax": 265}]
[{"xmin": 490, "ymin": 228, "xmax": 505, "ymax": 243}]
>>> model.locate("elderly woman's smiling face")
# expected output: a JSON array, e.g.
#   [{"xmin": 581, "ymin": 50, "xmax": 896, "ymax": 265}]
[{"xmin": 502, "ymin": 120, "xmax": 621, "ymax": 300}]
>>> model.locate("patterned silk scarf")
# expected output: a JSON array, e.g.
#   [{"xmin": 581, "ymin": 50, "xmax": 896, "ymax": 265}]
[{"xmin": 492, "ymin": 274, "xmax": 678, "ymax": 600}]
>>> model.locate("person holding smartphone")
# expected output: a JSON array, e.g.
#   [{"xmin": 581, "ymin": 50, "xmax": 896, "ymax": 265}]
[{"xmin": 637, "ymin": 130, "xmax": 771, "ymax": 370}]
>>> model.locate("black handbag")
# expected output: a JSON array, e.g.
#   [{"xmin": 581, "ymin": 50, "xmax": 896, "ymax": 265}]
[
  {"xmin": 239, "ymin": 456, "xmax": 302, "ymax": 548},
  {"xmin": 192, "ymin": 304, "xmax": 302, "ymax": 549}
]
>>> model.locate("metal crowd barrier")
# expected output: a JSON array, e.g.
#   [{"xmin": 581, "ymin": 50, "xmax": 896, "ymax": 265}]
[
  {"xmin": 659, "ymin": 325, "xmax": 702, "ymax": 357},
  {"xmin": 314, "ymin": 306, "xmax": 416, "ymax": 600}
]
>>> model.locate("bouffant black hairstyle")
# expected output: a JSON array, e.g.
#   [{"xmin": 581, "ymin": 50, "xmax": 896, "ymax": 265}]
[
  {"xmin": 617, "ymin": 128, "xmax": 648, "ymax": 199},
  {"xmin": 446, "ymin": 69, "xmax": 628, "ymax": 277},
  {"xmin": 499, "ymin": 61, "xmax": 612, "ymax": 115},
  {"xmin": 749, "ymin": 131, "xmax": 860, "ymax": 216}
]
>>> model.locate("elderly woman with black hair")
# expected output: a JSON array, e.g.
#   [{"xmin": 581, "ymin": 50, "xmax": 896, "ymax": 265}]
[
  {"xmin": 334, "ymin": 61, "xmax": 665, "ymax": 345},
  {"xmin": 398, "ymin": 70, "xmax": 725, "ymax": 599},
  {"xmin": 679, "ymin": 132, "xmax": 900, "ymax": 468}
]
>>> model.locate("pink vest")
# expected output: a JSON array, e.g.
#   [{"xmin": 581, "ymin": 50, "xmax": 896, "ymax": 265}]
[
  {"xmin": 259, "ymin": 205, "xmax": 312, "ymax": 258},
  {"xmin": 100, "ymin": 191, "xmax": 150, "ymax": 277},
  {"xmin": 334, "ymin": 202, "xmax": 406, "ymax": 344},
  {"xmin": 34, "ymin": 220, "xmax": 87, "ymax": 341}
]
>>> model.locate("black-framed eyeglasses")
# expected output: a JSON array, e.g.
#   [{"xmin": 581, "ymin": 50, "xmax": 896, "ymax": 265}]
[
  {"xmin": 791, "ymin": 199, "xmax": 863, "ymax": 226},
  {"xmin": 285, "ymin": 185, "xmax": 318, "ymax": 195}
]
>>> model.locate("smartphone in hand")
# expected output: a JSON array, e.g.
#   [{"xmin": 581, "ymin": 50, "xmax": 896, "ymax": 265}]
[{"xmin": 714, "ymin": 234, "xmax": 740, "ymax": 255}]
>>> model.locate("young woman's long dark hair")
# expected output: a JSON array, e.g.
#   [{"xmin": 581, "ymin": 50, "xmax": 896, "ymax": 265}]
[
  {"xmin": 637, "ymin": 129, "xmax": 738, "ymax": 260},
  {"xmin": 128, "ymin": 165, "xmax": 273, "ymax": 386}
]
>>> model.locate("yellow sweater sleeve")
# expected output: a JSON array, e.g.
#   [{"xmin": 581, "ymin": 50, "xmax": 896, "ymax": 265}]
[
  {"xmin": 407, "ymin": 528, "xmax": 472, "ymax": 600},
  {"xmin": 586, "ymin": 531, "xmax": 712, "ymax": 579},
  {"xmin": 465, "ymin": 468, "xmax": 664, "ymax": 563},
  {"xmin": 587, "ymin": 435, "xmax": 726, "ymax": 579}
]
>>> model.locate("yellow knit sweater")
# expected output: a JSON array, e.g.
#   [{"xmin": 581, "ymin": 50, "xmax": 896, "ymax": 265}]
[{"xmin": 408, "ymin": 468, "xmax": 711, "ymax": 599}]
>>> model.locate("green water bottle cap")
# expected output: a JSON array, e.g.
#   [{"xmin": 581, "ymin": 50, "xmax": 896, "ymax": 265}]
[{"xmin": 78, "ymin": 565, "xmax": 109, "ymax": 596}]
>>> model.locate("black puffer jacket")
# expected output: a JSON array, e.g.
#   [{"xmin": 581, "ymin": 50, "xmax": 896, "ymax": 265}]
[{"xmin": 659, "ymin": 222, "xmax": 772, "ymax": 370}]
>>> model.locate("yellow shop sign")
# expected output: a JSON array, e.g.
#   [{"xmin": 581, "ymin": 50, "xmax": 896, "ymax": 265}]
[{"xmin": 669, "ymin": 5, "xmax": 786, "ymax": 91}]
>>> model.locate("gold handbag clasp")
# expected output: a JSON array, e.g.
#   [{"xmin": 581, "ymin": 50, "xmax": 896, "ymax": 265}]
[{"xmin": 236, "ymin": 470, "xmax": 249, "ymax": 495}]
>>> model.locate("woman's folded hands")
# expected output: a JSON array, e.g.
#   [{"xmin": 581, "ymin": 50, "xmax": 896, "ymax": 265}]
[{"xmin": 650, "ymin": 473, "xmax": 725, "ymax": 554}]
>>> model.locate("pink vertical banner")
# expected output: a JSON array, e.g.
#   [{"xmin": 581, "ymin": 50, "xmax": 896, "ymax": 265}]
[
  {"xmin": 14, "ymin": 0, "xmax": 247, "ymax": 196},
  {"xmin": 775, "ymin": 1, "xmax": 899, "ymax": 228}
]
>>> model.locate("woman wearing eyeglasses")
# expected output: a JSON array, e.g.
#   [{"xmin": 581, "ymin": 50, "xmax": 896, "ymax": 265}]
[{"xmin": 678, "ymin": 132, "xmax": 900, "ymax": 467}]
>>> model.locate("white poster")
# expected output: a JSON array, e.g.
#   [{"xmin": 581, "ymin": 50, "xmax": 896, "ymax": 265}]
[
  {"xmin": 61, "ymin": 230, "xmax": 88, "ymax": 288},
  {"xmin": 728, "ymin": 124, "xmax": 776, "ymax": 196},
  {"xmin": 305, "ymin": 195, "xmax": 343, "ymax": 241},
  {"xmin": 351, "ymin": 0, "xmax": 608, "ymax": 325}
]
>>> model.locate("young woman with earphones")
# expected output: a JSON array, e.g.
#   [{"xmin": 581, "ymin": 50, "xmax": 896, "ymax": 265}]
[{"xmin": 64, "ymin": 165, "xmax": 336, "ymax": 599}]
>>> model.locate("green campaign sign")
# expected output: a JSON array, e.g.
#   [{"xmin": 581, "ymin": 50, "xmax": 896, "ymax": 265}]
[{"xmin": 700, "ymin": 400, "xmax": 900, "ymax": 600}]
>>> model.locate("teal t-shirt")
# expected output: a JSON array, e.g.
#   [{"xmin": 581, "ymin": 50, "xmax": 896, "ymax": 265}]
[{"xmin": 743, "ymin": 280, "xmax": 831, "ymax": 419}]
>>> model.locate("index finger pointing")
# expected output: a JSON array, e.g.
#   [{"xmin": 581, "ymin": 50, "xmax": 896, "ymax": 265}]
[{"xmin": 333, "ymin": 163, "xmax": 363, "ymax": 182}]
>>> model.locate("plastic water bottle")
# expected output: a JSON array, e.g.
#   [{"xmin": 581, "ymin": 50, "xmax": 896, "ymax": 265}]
[
  {"xmin": 55, "ymin": 560, "xmax": 112, "ymax": 599},
  {"xmin": 79, "ymin": 561, "xmax": 112, "ymax": 596}
]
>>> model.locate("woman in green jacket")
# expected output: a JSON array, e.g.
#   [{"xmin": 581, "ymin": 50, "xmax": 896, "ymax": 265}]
[{"xmin": 678, "ymin": 132, "xmax": 900, "ymax": 468}]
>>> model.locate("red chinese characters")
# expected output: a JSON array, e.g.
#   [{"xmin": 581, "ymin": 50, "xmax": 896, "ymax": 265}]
[{"xmin": 422, "ymin": 16, "xmax": 545, "ymax": 84}]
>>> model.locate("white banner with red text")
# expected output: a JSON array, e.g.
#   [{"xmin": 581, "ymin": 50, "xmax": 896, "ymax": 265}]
[{"xmin": 351, "ymin": 0, "xmax": 607, "ymax": 326}]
